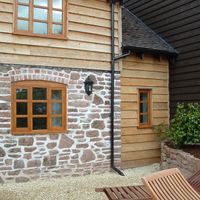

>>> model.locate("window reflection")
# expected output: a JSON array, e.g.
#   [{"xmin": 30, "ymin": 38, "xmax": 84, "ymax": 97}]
[
  {"xmin": 52, "ymin": 103, "xmax": 62, "ymax": 115},
  {"xmin": 53, "ymin": 0, "xmax": 62, "ymax": 9},
  {"xmin": 19, "ymin": 0, "xmax": 29, "ymax": 4},
  {"xmin": 34, "ymin": 0, "xmax": 48, "ymax": 7},
  {"xmin": 33, "ymin": 88, "xmax": 47, "ymax": 100},
  {"xmin": 33, "ymin": 118, "xmax": 47, "ymax": 130},
  {"xmin": 16, "ymin": 88, "xmax": 27, "ymax": 100},
  {"xmin": 16, "ymin": 0, "xmax": 65, "ymax": 37},
  {"xmin": 18, "ymin": 20, "xmax": 29, "ymax": 31},
  {"xmin": 52, "ymin": 11, "xmax": 62, "ymax": 23},
  {"xmin": 52, "ymin": 24, "xmax": 62, "ymax": 35},
  {"xmin": 17, "ymin": 118, "xmax": 28, "ymax": 128},
  {"xmin": 18, "ymin": 5, "xmax": 29, "ymax": 18},
  {"xmin": 34, "ymin": 8, "xmax": 48, "ymax": 21},
  {"xmin": 52, "ymin": 117, "xmax": 62, "ymax": 127}
]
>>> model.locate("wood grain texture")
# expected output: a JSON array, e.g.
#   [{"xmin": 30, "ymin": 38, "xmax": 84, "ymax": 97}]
[
  {"xmin": 124, "ymin": 0, "xmax": 200, "ymax": 117},
  {"xmin": 0, "ymin": 0, "xmax": 120, "ymax": 70},
  {"xmin": 121, "ymin": 53, "xmax": 169, "ymax": 168}
]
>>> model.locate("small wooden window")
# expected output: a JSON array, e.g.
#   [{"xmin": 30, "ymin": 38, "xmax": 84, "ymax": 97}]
[
  {"xmin": 12, "ymin": 81, "xmax": 67, "ymax": 135},
  {"xmin": 14, "ymin": 0, "xmax": 67, "ymax": 39},
  {"xmin": 138, "ymin": 89, "xmax": 151, "ymax": 128}
]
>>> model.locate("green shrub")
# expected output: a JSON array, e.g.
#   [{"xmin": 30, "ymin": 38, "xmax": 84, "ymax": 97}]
[
  {"xmin": 168, "ymin": 103, "xmax": 200, "ymax": 148},
  {"xmin": 153, "ymin": 122, "xmax": 169, "ymax": 140}
]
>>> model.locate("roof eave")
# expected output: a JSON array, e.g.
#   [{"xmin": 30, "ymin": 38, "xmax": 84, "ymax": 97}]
[{"xmin": 122, "ymin": 46, "xmax": 179, "ymax": 57}]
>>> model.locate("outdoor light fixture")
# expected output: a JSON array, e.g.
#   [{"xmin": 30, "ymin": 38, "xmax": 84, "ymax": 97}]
[{"xmin": 84, "ymin": 76, "xmax": 94, "ymax": 96}]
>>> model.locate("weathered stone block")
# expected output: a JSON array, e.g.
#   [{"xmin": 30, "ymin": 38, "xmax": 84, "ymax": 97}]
[
  {"xmin": 70, "ymin": 72, "xmax": 80, "ymax": 80},
  {"xmin": 24, "ymin": 168, "xmax": 40, "ymax": 175},
  {"xmin": 27, "ymin": 160, "xmax": 41, "ymax": 168},
  {"xmin": 59, "ymin": 135, "xmax": 74, "ymax": 148},
  {"xmin": 14, "ymin": 160, "xmax": 25, "ymax": 169},
  {"xmin": 43, "ymin": 156, "xmax": 56, "ymax": 166},
  {"xmin": 49, "ymin": 134, "xmax": 59, "ymax": 140},
  {"xmin": 0, "ymin": 147, "xmax": 5, "ymax": 157},
  {"xmin": 47, "ymin": 142, "xmax": 57, "ymax": 149},
  {"xmin": 24, "ymin": 147, "xmax": 36, "ymax": 152},
  {"xmin": 8, "ymin": 148, "xmax": 21, "ymax": 153},
  {"xmin": 81, "ymin": 149, "xmax": 95, "ymax": 163},
  {"xmin": 8, "ymin": 170, "xmax": 20, "ymax": 176},
  {"xmin": 18, "ymin": 137, "xmax": 34, "ymax": 146},
  {"xmin": 76, "ymin": 144, "xmax": 89, "ymax": 148},
  {"xmin": 93, "ymin": 94, "xmax": 103, "ymax": 105},
  {"xmin": 91, "ymin": 120, "xmax": 105, "ymax": 129},
  {"xmin": 86, "ymin": 130, "xmax": 99, "ymax": 138}
]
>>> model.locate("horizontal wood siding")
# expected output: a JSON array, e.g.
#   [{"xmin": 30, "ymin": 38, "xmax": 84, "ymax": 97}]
[
  {"xmin": 121, "ymin": 54, "xmax": 169, "ymax": 169},
  {"xmin": 0, "ymin": 0, "xmax": 120, "ymax": 70},
  {"xmin": 124, "ymin": 0, "xmax": 200, "ymax": 116}
]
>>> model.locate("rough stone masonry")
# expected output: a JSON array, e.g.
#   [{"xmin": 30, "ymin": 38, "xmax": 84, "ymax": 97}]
[{"xmin": 0, "ymin": 64, "xmax": 121, "ymax": 183}]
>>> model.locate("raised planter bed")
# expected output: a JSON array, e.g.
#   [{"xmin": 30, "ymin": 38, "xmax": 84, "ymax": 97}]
[{"xmin": 161, "ymin": 141, "xmax": 200, "ymax": 177}]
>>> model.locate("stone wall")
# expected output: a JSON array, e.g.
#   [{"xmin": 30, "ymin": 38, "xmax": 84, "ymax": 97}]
[
  {"xmin": 0, "ymin": 64, "xmax": 121, "ymax": 183},
  {"xmin": 161, "ymin": 141, "xmax": 200, "ymax": 177}
]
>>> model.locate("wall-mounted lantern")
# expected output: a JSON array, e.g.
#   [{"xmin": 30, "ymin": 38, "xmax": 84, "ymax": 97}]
[{"xmin": 84, "ymin": 76, "xmax": 94, "ymax": 96}]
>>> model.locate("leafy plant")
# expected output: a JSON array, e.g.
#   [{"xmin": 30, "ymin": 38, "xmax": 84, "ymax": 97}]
[
  {"xmin": 168, "ymin": 103, "xmax": 200, "ymax": 148},
  {"xmin": 153, "ymin": 122, "xmax": 169, "ymax": 140}
]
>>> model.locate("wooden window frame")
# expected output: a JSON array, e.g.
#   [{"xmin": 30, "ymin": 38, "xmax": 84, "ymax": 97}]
[
  {"xmin": 138, "ymin": 89, "xmax": 151, "ymax": 128},
  {"xmin": 11, "ymin": 81, "xmax": 67, "ymax": 135},
  {"xmin": 14, "ymin": 0, "xmax": 67, "ymax": 39}
]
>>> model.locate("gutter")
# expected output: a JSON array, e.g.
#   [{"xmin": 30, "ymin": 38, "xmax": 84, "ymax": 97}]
[{"xmin": 110, "ymin": 0, "xmax": 130, "ymax": 176}]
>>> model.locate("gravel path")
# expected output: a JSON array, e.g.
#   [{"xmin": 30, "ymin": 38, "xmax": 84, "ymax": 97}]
[{"xmin": 0, "ymin": 164, "xmax": 160, "ymax": 200}]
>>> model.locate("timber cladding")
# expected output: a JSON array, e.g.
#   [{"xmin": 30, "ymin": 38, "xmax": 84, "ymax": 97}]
[
  {"xmin": 124, "ymin": 0, "xmax": 200, "ymax": 117},
  {"xmin": 121, "ymin": 53, "xmax": 169, "ymax": 169},
  {"xmin": 0, "ymin": 0, "xmax": 120, "ymax": 70}
]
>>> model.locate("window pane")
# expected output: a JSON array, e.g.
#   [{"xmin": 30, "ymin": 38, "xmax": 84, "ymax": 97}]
[
  {"xmin": 140, "ymin": 115, "xmax": 148, "ymax": 124},
  {"xmin": 52, "ymin": 117, "xmax": 62, "ymax": 127},
  {"xmin": 52, "ymin": 24, "xmax": 62, "ymax": 35},
  {"xmin": 33, "ymin": 22, "xmax": 47, "ymax": 35},
  {"xmin": 140, "ymin": 93, "xmax": 148, "ymax": 102},
  {"xmin": 17, "ymin": 118, "xmax": 28, "ymax": 128},
  {"xmin": 33, "ymin": 88, "xmax": 47, "ymax": 100},
  {"xmin": 16, "ymin": 89, "xmax": 27, "ymax": 100},
  {"xmin": 52, "ymin": 103, "xmax": 62, "ymax": 114},
  {"xmin": 53, "ymin": 0, "xmax": 62, "ymax": 9},
  {"xmin": 52, "ymin": 90, "xmax": 62, "ymax": 100},
  {"xmin": 33, "ymin": 118, "xmax": 47, "ymax": 130},
  {"xmin": 34, "ymin": 8, "xmax": 48, "ymax": 21},
  {"xmin": 34, "ymin": 0, "xmax": 48, "ymax": 7},
  {"xmin": 52, "ymin": 11, "xmax": 62, "ymax": 23},
  {"xmin": 17, "ymin": 102, "xmax": 27, "ymax": 115},
  {"xmin": 140, "ymin": 103, "xmax": 148, "ymax": 113},
  {"xmin": 18, "ymin": 0, "xmax": 29, "ymax": 4},
  {"xmin": 18, "ymin": 20, "xmax": 29, "ymax": 31},
  {"xmin": 18, "ymin": 5, "xmax": 29, "ymax": 18},
  {"xmin": 33, "ymin": 103, "xmax": 47, "ymax": 115}
]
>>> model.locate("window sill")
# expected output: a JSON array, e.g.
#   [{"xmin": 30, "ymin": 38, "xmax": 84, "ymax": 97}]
[
  {"xmin": 137, "ymin": 125, "xmax": 152, "ymax": 129},
  {"xmin": 13, "ymin": 31, "xmax": 68, "ymax": 41}
]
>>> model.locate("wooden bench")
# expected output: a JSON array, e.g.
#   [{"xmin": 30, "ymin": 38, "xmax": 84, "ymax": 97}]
[
  {"xmin": 142, "ymin": 168, "xmax": 200, "ymax": 200},
  {"xmin": 188, "ymin": 169, "xmax": 200, "ymax": 194},
  {"xmin": 96, "ymin": 169, "xmax": 200, "ymax": 200},
  {"xmin": 95, "ymin": 185, "xmax": 151, "ymax": 200}
]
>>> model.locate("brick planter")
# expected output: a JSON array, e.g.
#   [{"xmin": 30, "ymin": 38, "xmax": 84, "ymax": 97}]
[{"xmin": 161, "ymin": 141, "xmax": 200, "ymax": 177}]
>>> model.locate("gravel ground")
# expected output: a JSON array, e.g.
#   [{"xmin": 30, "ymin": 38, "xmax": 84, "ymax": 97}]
[{"xmin": 0, "ymin": 163, "xmax": 160, "ymax": 200}]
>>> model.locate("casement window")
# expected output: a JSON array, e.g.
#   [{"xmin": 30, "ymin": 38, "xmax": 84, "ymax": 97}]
[
  {"xmin": 14, "ymin": 0, "xmax": 67, "ymax": 39},
  {"xmin": 12, "ymin": 81, "xmax": 67, "ymax": 135},
  {"xmin": 138, "ymin": 89, "xmax": 151, "ymax": 128}
]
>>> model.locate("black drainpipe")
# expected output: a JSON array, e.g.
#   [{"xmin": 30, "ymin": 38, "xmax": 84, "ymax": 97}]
[{"xmin": 110, "ymin": 0, "xmax": 130, "ymax": 176}]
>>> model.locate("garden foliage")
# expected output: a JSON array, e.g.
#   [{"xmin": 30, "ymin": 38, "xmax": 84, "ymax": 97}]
[
  {"xmin": 168, "ymin": 103, "xmax": 200, "ymax": 148},
  {"xmin": 154, "ymin": 103, "xmax": 200, "ymax": 148}
]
